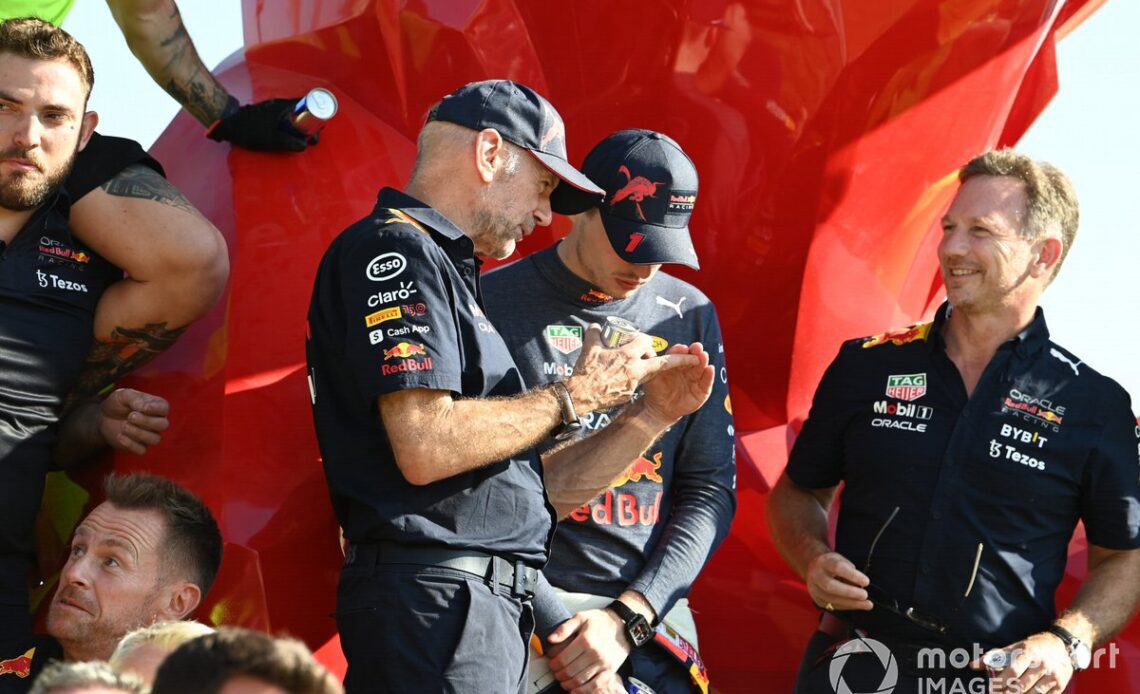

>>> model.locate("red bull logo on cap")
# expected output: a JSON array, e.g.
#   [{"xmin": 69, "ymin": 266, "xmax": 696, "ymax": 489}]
[{"xmin": 0, "ymin": 648, "xmax": 34, "ymax": 679}]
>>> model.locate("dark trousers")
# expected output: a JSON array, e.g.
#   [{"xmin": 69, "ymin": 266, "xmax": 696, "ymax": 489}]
[
  {"xmin": 625, "ymin": 646, "xmax": 702, "ymax": 693},
  {"xmin": 336, "ymin": 563, "xmax": 534, "ymax": 694}
]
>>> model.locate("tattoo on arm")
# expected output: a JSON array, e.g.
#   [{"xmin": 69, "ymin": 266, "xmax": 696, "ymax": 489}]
[
  {"xmin": 156, "ymin": 6, "xmax": 231, "ymax": 125},
  {"xmin": 101, "ymin": 165, "xmax": 202, "ymax": 217},
  {"xmin": 64, "ymin": 321, "xmax": 187, "ymax": 410}
]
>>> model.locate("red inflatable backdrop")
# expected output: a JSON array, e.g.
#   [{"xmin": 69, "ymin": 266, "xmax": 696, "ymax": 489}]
[{"xmin": 41, "ymin": 0, "xmax": 1138, "ymax": 691}]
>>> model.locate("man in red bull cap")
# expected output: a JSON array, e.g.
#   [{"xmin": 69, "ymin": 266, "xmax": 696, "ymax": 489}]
[
  {"xmin": 769, "ymin": 150, "xmax": 1140, "ymax": 694},
  {"xmin": 484, "ymin": 129, "xmax": 736, "ymax": 694},
  {"xmin": 306, "ymin": 81, "xmax": 715, "ymax": 693}
]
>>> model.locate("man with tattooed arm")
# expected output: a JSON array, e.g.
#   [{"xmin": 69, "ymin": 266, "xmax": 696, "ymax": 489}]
[{"xmin": 0, "ymin": 19, "xmax": 224, "ymax": 688}]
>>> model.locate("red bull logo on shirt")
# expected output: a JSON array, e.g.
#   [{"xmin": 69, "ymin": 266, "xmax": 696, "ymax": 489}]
[
  {"xmin": 0, "ymin": 648, "xmax": 34, "ymax": 678},
  {"xmin": 611, "ymin": 452, "xmax": 665, "ymax": 488},
  {"xmin": 862, "ymin": 322, "xmax": 933, "ymax": 349},
  {"xmin": 381, "ymin": 342, "xmax": 432, "ymax": 375}
]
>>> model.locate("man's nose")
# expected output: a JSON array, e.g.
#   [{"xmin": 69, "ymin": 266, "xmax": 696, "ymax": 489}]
[
  {"xmin": 10, "ymin": 114, "xmax": 43, "ymax": 149},
  {"xmin": 535, "ymin": 197, "xmax": 553, "ymax": 227},
  {"xmin": 59, "ymin": 555, "xmax": 91, "ymax": 587}
]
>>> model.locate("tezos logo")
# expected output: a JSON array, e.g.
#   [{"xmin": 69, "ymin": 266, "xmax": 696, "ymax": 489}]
[
  {"xmin": 366, "ymin": 252, "xmax": 407, "ymax": 282},
  {"xmin": 829, "ymin": 637, "xmax": 898, "ymax": 694}
]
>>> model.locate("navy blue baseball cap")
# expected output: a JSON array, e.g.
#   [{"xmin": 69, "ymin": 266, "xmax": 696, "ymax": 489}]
[
  {"xmin": 582, "ymin": 129, "xmax": 700, "ymax": 269},
  {"xmin": 428, "ymin": 80, "xmax": 604, "ymax": 215}
]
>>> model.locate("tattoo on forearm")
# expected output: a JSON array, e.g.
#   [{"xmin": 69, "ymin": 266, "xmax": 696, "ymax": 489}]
[
  {"xmin": 101, "ymin": 165, "xmax": 201, "ymax": 217},
  {"xmin": 156, "ymin": 7, "xmax": 231, "ymax": 125},
  {"xmin": 65, "ymin": 322, "xmax": 188, "ymax": 410}
]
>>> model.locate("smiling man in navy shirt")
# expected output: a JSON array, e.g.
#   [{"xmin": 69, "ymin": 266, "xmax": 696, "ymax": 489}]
[{"xmin": 768, "ymin": 150, "xmax": 1140, "ymax": 694}]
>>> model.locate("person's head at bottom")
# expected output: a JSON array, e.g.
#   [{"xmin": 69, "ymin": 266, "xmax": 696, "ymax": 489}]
[
  {"xmin": 46, "ymin": 473, "xmax": 223, "ymax": 662},
  {"xmin": 150, "ymin": 627, "xmax": 342, "ymax": 694},
  {"xmin": 109, "ymin": 620, "xmax": 216, "ymax": 685},
  {"xmin": 29, "ymin": 661, "xmax": 145, "ymax": 694}
]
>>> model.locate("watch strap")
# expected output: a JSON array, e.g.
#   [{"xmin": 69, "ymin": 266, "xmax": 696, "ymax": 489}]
[
  {"xmin": 1047, "ymin": 625, "xmax": 1089, "ymax": 671},
  {"xmin": 550, "ymin": 381, "xmax": 578, "ymax": 426},
  {"xmin": 608, "ymin": 599, "xmax": 653, "ymax": 648}
]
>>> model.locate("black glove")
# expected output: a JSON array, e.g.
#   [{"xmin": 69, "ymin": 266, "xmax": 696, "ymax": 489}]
[{"xmin": 206, "ymin": 97, "xmax": 314, "ymax": 152}]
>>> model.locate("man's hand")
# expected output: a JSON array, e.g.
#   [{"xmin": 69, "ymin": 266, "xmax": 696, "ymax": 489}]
[
  {"xmin": 566, "ymin": 325, "xmax": 700, "ymax": 414},
  {"xmin": 207, "ymin": 97, "xmax": 314, "ymax": 152},
  {"xmin": 640, "ymin": 342, "xmax": 714, "ymax": 427},
  {"xmin": 972, "ymin": 632, "xmax": 1074, "ymax": 693},
  {"xmin": 546, "ymin": 609, "xmax": 631, "ymax": 693},
  {"xmin": 805, "ymin": 552, "xmax": 872, "ymax": 612},
  {"xmin": 97, "ymin": 388, "xmax": 170, "ymax": 455}
]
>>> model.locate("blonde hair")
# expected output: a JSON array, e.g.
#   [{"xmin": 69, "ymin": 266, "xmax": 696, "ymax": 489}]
[
  {"xmin": 30, "ymin": 661, "xmax": 146, "ymax": 694},
  {"xmin": 110, "ymin": 620, "xmax": 216, "ymax": 669}
]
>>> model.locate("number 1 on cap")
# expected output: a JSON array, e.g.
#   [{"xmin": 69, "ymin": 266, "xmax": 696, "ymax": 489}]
[{"xmin": 626, "ymin": 233, "xmax": 646, "ymax": 252}]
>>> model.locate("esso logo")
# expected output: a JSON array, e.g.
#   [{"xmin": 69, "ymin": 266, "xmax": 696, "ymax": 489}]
[{"xmin": 366, "ymin": 253, "xmax": 407, "ymax": 282}]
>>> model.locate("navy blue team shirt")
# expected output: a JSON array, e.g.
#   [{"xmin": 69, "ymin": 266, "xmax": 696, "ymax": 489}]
[
  {"xmin": 483, "ymin": 245, "xmax": 737, "ymax": 622},
  {"xmin": 786, "ymin": 303, "xmax": 1140, "ymax": 648},
  {"xmin": 306, "ymin": 188, "xmax": 555, "ymax": 565},
  {"xmin": 0, "ymin": 135, "xmax": 159, "ymax": 613}
]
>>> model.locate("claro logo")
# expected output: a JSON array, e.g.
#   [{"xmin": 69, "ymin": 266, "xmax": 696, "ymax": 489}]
[{"xmin": 366, "ymin": 253, "xmax": 407, "ymax": 282}]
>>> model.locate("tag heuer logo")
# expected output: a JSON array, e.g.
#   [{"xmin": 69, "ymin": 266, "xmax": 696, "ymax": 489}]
[
  {"xmin": 885, "ymin": 373, "xmax": 927, "ymax": 402},
  {"xmin": 546, "ymin": 325, "xmax": 583, "ymax": 355}
]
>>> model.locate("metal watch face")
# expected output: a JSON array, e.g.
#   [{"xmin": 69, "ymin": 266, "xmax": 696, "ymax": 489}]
[
  {"xmin": 553, "ymin": 420, "xmax": 584, "ymax": 441},
  {"xmin": 1073, "ymin": 641, "xmax": 1092, "ymax": 671}
]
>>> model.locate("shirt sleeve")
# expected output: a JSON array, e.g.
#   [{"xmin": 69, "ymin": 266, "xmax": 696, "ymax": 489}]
[
  {"xmin": 627, "ymin": 304, "xmax": 738, "ymax": 620},
  {"xmin": 1080, "ymin": 384, "xmax": 1140, "ymax": 549},
  {"xmin": 337, "ymin": 224, "xmax": 463, "ymax": 402},
  {"xmin": 65, "ymin": 133, "xmax": 165, "ymax": 202},
  {"xmin": 785, "ymin": 343, "xmax": 859, "ymax": 490},
  {"xmin": 531, "ymin": 571, "xmax": 574, "ymax": 642}
]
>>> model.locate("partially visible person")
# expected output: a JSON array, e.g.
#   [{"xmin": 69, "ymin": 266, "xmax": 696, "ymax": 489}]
[
  {"xmin": 484, "ymin": 129, "xmax": 736, "ymax": 694},
  {"xmin": 109, "ymin": 621, "xmax": 215, "ymax": 686},
  {"xmin": 150, "ymin": 627, "xmax": 342, "ymax": 694},
  {"xmin": 0, "ymin": 16, "xmax": 227, "ymax": 472},
  {"xmin": 307, "ymin": 79, "xmax": 713, "ymax": 693},
  {"xmin": 1, "ymin": 0, "xmax": 320, "ymax": 152},
  {"xmin": 28, "ymin": 661, "xmax": 145, "ymax": 694},
  {"xmin": 4, "ymin": 473, "xmax": 224, "ymax": 690},
  {"xmin": 768, "ymin": 150, "xmax": 1140, "ymax": 694}
]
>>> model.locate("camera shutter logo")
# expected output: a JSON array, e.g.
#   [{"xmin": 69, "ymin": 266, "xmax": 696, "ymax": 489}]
[{"xmin": 828, "ymin": 637, "xmax": 898, "ymax": 694}]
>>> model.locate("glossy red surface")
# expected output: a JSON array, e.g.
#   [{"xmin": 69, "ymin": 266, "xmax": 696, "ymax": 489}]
[{"xmin": 73, "ymin": 0, "xmax": 1136, "ymax": 690}]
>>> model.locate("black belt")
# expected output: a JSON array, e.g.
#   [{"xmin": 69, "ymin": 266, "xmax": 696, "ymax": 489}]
[{"xmin": 344, "ymin": 542, "xmax": 538, "ymax": 599}]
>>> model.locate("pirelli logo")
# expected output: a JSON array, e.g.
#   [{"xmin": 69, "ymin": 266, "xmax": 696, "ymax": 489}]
[{"xmin": 364, "ymin": 306, "xmax": 402, "ymax": 327}]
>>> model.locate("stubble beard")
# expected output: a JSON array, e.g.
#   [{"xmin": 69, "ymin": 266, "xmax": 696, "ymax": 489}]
[{"xmin": 0, "ymin": 141, "xmax": 79, "ymax": 212}]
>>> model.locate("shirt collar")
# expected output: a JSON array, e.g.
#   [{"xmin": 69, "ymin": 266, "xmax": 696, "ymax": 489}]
[
  {"xmin": 529, "ymin": 243, "xmax": 623, "ymax": 308},
  {"xmin": 932, "ymin": 301, "xmax": 1051, "ymax": 359},
  {"xmin": 374, "ymin": 187, "xmax": 469, "ymax": 245}
]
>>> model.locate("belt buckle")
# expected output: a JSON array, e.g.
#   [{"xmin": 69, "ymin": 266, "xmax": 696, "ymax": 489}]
[{"xmin": 512, "ymin": 561, "xmax": 535, "ymax": 598}]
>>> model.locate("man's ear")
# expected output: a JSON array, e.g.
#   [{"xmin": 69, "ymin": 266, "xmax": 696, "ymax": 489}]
[
  {"xmin": 78, "ymin": 110, "xmax": 98, "ymax": 151},
  {"xmin": 1030, "ymin": 235, "xmax": 1063, "ymax": 278},
  {"xmin": 160, "ymin": 581, "xmax": 202, "ymax": 621},
  {"xmin": 473, "ymin": 128, "xmax": 505, "ymax": 184}
]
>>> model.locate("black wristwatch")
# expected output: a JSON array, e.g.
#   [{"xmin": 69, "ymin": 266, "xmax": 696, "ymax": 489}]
[
  {"xmin": 608, "ymin": 599, "xmax": 654, "ymax": 648},
  {"xmin": 1047, "ymin": 625, "xmax": 1092, "ymax": 672},
  {"xmin": 550, "ymin": 381, "xmax": 584, "ymax": 441}
]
